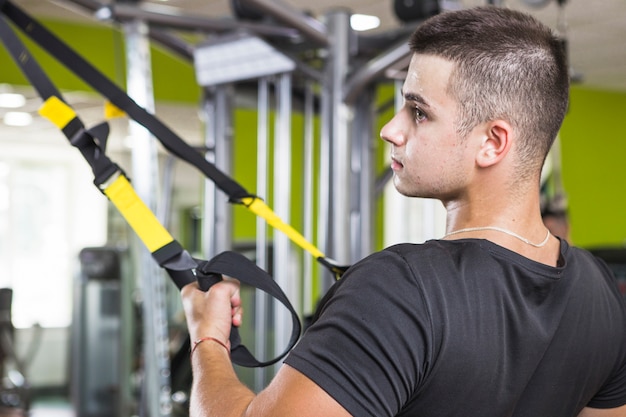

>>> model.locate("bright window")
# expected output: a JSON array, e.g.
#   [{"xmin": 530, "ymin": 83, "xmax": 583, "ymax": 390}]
[{"xmin": 0, "ymin": 149, "xmax": 107, "ymax": 328}]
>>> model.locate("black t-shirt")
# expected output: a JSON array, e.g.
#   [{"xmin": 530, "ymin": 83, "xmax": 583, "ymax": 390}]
[{"xmin": 285, "ymin": 238, "xmax": 626, "ymax": 417}]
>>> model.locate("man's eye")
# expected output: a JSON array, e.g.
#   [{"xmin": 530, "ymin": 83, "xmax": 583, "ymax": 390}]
[{"xmin": 414, "ymin": 107, "xmax": 427, "ymax": 122}]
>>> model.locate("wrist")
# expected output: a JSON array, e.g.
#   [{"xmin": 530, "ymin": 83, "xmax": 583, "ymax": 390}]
[{"xmin": 191, "ymin": 336, "xmax": 230, "ymax": 358}]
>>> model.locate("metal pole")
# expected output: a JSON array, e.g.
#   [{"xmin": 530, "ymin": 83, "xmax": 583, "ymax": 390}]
[
  {"xmin": 123, "ymin": 18, "xmax": 172, "ymax": 417},
  {"xmin": 343, "ymin": 40, "xmax": 411, "ymax": 105},
  {"xmin": 158, "ymin": 155, "xmax": 175, "ymax": 227},
  {"xmin": 350, "ymin": 87, "xmax": 375, "ymax": 261},
  {"xmin": 254, "ymin": 78, "xmax": 270, "ymax": 389},
  {"xmin": 91, "ymin": 2, "xmax": 300, "ymax": 39},
  {"xmin": 273, "ymin": 73, "xmax": 297, "ymax": 370},
  {"xmin": 317, "ymin": 69, "xmax": 332, "ymax": 293},
  {"xmin": 326, "ymin": 9, "xmax": 352, "ymax": 266},
  {"xmin": 302, "ymin": 80, "xmax": 315, "ymax": 315},
  {"xmin": 201, "ymin": 86, "xmax": 234, "ymax": 260},
  {"xmin": 243, "ymin": 0, "xmax": 328, "ymax": 46},
  {"xmin": 201, "ymin": 89, "xmax": 217, "ymax": 260}
]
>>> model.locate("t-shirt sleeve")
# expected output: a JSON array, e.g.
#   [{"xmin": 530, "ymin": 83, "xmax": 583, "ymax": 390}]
[
  {"xmin": 587, "ymin": 358, "xmax": 626, "ymax": 409},
  {"xmin": 587, "ymin": 257, "xmax": 626, "ymax": 409},
  {"xmin": 284, "ymin": 248, "xmax": 433, "ymax": 417}
]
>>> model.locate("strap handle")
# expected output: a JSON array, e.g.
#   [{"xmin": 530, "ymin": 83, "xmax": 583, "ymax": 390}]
[{"xmin": 193, "ymin": 251, "xmax": 302, "ymax": 367}]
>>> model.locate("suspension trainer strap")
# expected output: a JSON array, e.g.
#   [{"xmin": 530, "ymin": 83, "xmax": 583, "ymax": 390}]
[
  {"xmin": 0, "ymin": 0, "xmax": 349, "ymax": 276},
  {"xmin": 0, "ymin": 12, "xmax": 300, "ymax": 367}
]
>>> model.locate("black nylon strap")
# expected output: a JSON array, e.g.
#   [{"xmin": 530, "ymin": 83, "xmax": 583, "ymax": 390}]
[
  {"xmin": 0, "ymin": 12, "xmax": 57, "ymax": 100},
  {"xmin": 195, "ymin": 251, "xmax": 302, "ymax": 367},
  {"xmin": 1, "ymin": 1, "xmax": 251, "ymax": 203},
  {"xmin": 0, "ymin": 13, "xmax": 122, "ymax": 188}
]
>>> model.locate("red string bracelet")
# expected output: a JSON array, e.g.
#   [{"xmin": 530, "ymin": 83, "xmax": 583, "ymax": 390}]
[{"xmin": 191, "ymin": 336, "xmax": 230, "ymax": 358}]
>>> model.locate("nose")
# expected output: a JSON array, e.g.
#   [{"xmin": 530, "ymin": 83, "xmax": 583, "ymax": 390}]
[{"xmin": 380, "ymin": 111, "xmax": 406, "ymax": 147}]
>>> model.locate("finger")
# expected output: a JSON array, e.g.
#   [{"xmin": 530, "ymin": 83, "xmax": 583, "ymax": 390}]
[
  {"xmin": 180, "ymin": 280, "xmax": 200, "ymax": 297},
  {"xmin": 232, "ymin": 305, "xmax": 243, "ymax": 327}
]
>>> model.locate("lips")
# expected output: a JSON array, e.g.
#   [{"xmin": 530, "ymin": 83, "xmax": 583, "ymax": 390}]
[{"xmin": 391, "ymin": 156, "xmax": 404, "ymax": 170}]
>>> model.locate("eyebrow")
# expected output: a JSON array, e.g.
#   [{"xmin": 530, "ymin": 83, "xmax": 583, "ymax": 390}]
[{"xmin": 401, "ymin": 89, "xmax": 431, "ymax": 109}]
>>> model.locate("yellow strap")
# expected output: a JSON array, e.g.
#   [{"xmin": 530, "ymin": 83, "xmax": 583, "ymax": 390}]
[
  {"xmin": 241, "ymin": 197, "xmax": 325, "ymax": 259},
  {"xmin": 104, "ymin": 101, "xmax": 126, "ymax": 120},
  {"xmin": 38, "ymin": 96, "xmax": 76, "ymax": 129},
  {"xmin": 103, "ymin": 174, "xmax": 174, "ymax": 253},
  {"xmin": 39, "ymin": 98, "xmax": 322, "ymax": 262}
]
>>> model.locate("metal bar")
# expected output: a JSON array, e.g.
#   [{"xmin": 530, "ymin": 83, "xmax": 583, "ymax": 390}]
[
  {"xmin": 158, "ymin": 154, "xmax": 175, "ymax": 227},
  {"xmin": 242, "ymin": 0, "xmax": 328, "ymax": 46},
  {"xmin": 214, "ymin": 86, "xmax": 234, "ymax": 254},
  {"xmin": 350, "ymin": 87, "xmax": 375, "ymax": 261},
  {"xmin": 326, "ymin": 9, "xmax": 351, "ymax": 265},
  {"xmin": 317, "ymin": 58, "xmax": 332, "ymax": 291},
  {"xmin": 105, "ymin": 3, "xmax": 300, "ymax": 39},
  {"xmin": 148, "ymin": 28, "xmax": 194, "ymax": 61},
  {"xmin": 201, "ymin": 86, "xmax": 234, "ymax": 260},
  {"xmin": 281, "ymin": 50, "xmax": 324, "ymax": 82},
  {"xmin": 254, "ymin": 77, "xmax": 270, "ymax": 390},
  {"xmin": 201, "ymin": 88, "xmax": 218, "ymax": 261},
  {"xmin": 343, "ymin": 40, "xmax": 411, "ymax": 104},
  {"xmin": 123, "ymin": 18, "xmax": 172, "ymax": 417},
  {"xmin": 62, "ymin": 0, "xmax": 299, "ymax": 39},
  {"xmin": 302, "ymin": 80, "xmax": 315, "ymax": 315},
  {"xmin": 60, "ymin": 0, "xmax": 103, "ymax": 11},
  {"xmin": 273, "ymin": 72, "xmax": 296, "ymax": 370}
]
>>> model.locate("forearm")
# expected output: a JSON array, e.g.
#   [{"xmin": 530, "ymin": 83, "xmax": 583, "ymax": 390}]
[{"xmin": 189, "ymin": 339, "xmax": 255, "ymax": 417}]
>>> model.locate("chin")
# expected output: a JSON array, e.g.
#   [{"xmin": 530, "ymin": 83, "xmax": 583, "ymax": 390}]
[
  {"xmin": 393, "ymin": 182, "xmax": 418, "ymax": 198},
  {"xmin": 395, "ymin": 183, "xmax": 435, "ymax": 200}
]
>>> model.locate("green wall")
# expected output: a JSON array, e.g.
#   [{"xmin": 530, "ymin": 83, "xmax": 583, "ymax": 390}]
[
  {"xmin": 231, "ymin": 108, "xmax": 313, "ymax": 243},
  {"xmin": 560, "ymin": 87, "xmax": 626, "ymax": 249},
  {"xmin": 0, "ymin": 18, "xmax": 201, "ymax": 103}
]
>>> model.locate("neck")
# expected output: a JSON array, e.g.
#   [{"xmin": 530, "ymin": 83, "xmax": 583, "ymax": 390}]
[
  {"xmin": 441, "ymin": 181, "xmax": 559, "ymax": 257},
  {"xmin": 444, "ymin": 178, "xmax": 543, "ymax": 231}
]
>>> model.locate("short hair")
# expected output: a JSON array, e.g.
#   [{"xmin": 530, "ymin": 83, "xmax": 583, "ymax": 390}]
[{"xmin": 409, "ymin": 6, "xmax": 569, "ymax": 179}]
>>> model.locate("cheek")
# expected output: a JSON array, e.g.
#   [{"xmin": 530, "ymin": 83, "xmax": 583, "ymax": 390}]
[
  {"xmin": 404, "ymin": 128, "xmax": 438, "ymax": 161},
  {"xmin": 408, "ymin": 129, "xmax": 464, "ymax": 171}
]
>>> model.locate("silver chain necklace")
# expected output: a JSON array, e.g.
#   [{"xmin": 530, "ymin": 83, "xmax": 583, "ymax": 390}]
[{"xmin": 443, "ymin": 226, "xmax": 551, "ymax": 248}]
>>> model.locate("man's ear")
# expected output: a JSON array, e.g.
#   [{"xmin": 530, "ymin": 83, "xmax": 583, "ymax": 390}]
[{"xmin": 475, "ymin": 120, "xmax": 513, "ymax": 168}]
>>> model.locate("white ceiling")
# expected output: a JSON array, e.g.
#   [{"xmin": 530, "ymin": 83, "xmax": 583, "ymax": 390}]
[{"xmin": 11, "ymin": 0, "xmax": 626, "ymax": 92}]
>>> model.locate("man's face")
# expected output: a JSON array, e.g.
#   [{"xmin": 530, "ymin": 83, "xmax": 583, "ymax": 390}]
[{"xmin": 380, "ymin": 53, "xmax": 477, "ymax": 202}]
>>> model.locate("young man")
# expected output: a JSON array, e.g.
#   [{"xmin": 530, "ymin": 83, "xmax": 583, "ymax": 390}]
[{"xmin": 181, "ymin": 6, "xmax": 626, "ymax": 417}]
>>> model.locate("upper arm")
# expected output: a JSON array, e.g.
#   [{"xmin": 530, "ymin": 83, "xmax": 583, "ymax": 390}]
[
  {"xmin": 245, "ymin": 364, "xmax": 352, "ymax": 417},
  {"xmin": 578, "ymin": 404, "xmax": 626, "ymax": 417}
]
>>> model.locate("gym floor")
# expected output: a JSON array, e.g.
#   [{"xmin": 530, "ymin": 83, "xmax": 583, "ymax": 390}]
[
  {"xmin": 0, "ymin": 398, "xmax": 74, "ymax": 417},
  {"xmin": 30, "ymin": 401, "xmax": 74, "ymax": 417}
]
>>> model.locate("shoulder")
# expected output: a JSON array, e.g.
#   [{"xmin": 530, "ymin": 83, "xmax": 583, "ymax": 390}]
[
  {"xmin": 287, "ymin": 244, "xmax": 442, "ymax": 416},
  {"xmin": 332, "ymin": 241, "xmax": 461, "ymax": 298},
  {"xmin": 315, "ymin": 240, "xmax": 487, "ymax": 325},
  {"xmin": 350, "ymin": 240, "xmax": 480, "ymax": 273},
  {"xmin": 565, "ymin": 242, "xmax": 626, "ymax": 299}
]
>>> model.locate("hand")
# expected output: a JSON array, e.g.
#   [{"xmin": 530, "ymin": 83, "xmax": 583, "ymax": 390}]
[{"xmin": 181, "ymin": 277, "xmax": 243, "ymax": 348}]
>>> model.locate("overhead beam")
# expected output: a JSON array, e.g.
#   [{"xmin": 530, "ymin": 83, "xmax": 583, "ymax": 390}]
[
  {"xmin": 343, "ymin": 39, "xmax": 411, "ymax": 104},
  {"xmin": 242, "ymin": 0, "xmax": 328, "ymax": 46},
  {"xmin": 64, "ymin": 0, "xmax": 300, "ymax": 40}
]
